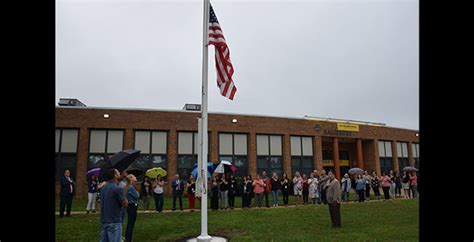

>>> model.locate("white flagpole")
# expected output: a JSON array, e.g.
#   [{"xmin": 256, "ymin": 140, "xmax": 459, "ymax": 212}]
[{"xmin": 197, "ymin": 0, "xmax": 211, "ymax": 241}]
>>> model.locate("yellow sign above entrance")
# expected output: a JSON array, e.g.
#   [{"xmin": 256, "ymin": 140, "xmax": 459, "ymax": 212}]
[
  {"xmin": 337, "ymin": 123, "xmax": 359, "ymax": 132},
  {"xmin": 322, "ymin": 160, "xmax": 349, "ymax": 166}
]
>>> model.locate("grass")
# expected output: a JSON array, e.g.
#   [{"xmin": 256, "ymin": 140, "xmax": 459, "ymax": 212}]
[
  {"xmin": 56, "ymin": 192, "xmax": 384, "ymax": 212},
  {"xmin": 56, "ymin": 198, "xmax": 419, "ymax": 241}
]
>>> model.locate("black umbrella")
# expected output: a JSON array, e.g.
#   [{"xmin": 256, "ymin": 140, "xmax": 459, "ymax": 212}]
[
  {"xmin": 109, "ymin": 149, "xmax": 141, "ymax": 172},
  {"xmin": 125, "ymin": 168, "xmax": 144, "ymax": 177},
  {"xmin": 99, "ymin": 159, "xmax": 113, "ymax": 182}
]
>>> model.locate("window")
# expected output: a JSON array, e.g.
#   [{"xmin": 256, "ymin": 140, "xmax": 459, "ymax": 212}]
[
  {"xmin": 290, "ymin": 136, "xmax": 314, "ymax": 177},
  {"xmin": 257, "ymin": 135, "xmax": 283, "ymax": 176},
  {"xmin": 412, "ymin": 143, "xmax": 420, "ymax": 169},
  {"xmin": 219, "ymin": 133, "xmax": 248, "ymax": 177},
  {"xmin": 177, "ymin": 132, "xmax": 210, "ymax": 181},
  {"xmin": 132, "ymin": 131, "xmax": 167, "ymax": 180},
  {"xmin": 378, "ymin": 141, "xmax": 393, "ymax": 174},
  {"xmin": 397, "ymin": 142, "xmax": 409, "ymax": 171},
  {"xmin": 55, "ymin": 129, "xmax": 79, "ymax": 181},
  {"xmin": 88, "ymin": 129, "xmax": 124, "ymax": 169}
]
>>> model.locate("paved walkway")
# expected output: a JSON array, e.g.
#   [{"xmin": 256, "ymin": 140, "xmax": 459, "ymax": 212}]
[{"xmin": 55, "ymin": 197, "xmax": 416, "ymax": 215}]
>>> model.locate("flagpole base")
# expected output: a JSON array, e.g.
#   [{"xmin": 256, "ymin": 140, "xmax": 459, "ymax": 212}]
[
  {"xmin": 186, "ymin": 235, "xmax": 227, "ymax": 242},
  {"xmin": 197, "ymin": 235, "xmax": 212, "ymax": 242}
]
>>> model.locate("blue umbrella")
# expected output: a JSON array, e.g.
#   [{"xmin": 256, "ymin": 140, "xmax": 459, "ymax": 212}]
[
  {"xmin": 193, "ymin": 162, "xmax": 215, "ymax": 173},
  {"xmin": 192, "ymin": 167, "xmax": 212, "ymax": 179},
  {"xmin": 192, "ymin": 162, "xmax": 215, "ymax": 178}
]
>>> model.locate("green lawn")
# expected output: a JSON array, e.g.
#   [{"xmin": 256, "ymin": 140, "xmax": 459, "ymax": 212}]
[
  {"xmin": 56, "ymin": 192, "xmax": 385, "ymax": 212},
  {"xmin": 56, "ymin": 198, "xmax": 418, "ymax": 241}
]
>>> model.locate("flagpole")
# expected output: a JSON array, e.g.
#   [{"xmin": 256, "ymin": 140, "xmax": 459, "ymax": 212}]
[{"xmin": 197, "ymin": 0, "xmax": 211, "ymax": 241}]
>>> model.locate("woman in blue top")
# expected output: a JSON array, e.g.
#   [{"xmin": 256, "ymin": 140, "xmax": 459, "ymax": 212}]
[
  {"xmin": 124, "ymin": 174, "xmax": 140, "ymax": 242},
  {"xmin": 356, "ymin": 175, "xmax": 366, "ymax": 202},
  {"xmin": 86, "ymin": 175, "xmax": 98, "ymax": 214}
]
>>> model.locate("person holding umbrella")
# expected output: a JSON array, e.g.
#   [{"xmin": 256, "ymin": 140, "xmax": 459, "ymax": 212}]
[
  {"xmin": 340, "ymin": 173, "xmax": 351, "ymax": 202},
  {"xmin": 171, "ymin": 174, "xmax": 184, "ymax": 211},
  {"xmin": 410, "ymin": 171, "xmax": 418, "ymax": 198},
  {"xmin": 59, "ymin": 169, "xmax": 75, "ymax": 218},
  {"xmin": 402, "ymin": 171, "xmax": 411, "ymax": 199},
  {"xmin": 153, "ymin": 175, "xmax": 165, "ymax": 213},
  {"xmin": 86, "ymin": 174, "xmax": 99, "ymax": 214}
]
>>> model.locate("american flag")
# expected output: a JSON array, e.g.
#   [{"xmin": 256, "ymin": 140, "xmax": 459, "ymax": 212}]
[{"xmin": 208, "ymin": 4, "xmax": 237, "ymax": 100}]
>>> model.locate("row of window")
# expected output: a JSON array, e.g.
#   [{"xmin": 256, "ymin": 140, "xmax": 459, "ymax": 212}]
[
  {"xmin": 379, "ymin": 141, "xmax": 420, "ymax": 173},
  {"xmin": 55, "ymin": 129, "xmax": 419, "ymax": 180}
]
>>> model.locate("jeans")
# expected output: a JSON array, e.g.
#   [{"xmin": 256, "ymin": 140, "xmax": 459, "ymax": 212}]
[
  {"xmin": 303, "ymin": 190, "xmax": 309, "ymax": 204},
  {"xmin": 242, "ymin": 193, "xmax": 248, "ymax": 208},
  {"xmin": 255, "ymin": 192, "xmax": 263, "ymax": 207},
  {"xmin": 282, "ymin": 191, "xmax": 289, "ymax": 205},
  {"xmin": 100, "ymin": 222, "xmax": 122, "ymax": 242},
  {"xmin": 87, "ymin": 192, "xmax": 97, "ymax": 211},
  {"xmin": 373, "ymin": 186, "xmax": 380, "ymax": 197},
  {"xmin": 357, "ymin": 189, "xmax": 365, "ymax": 202},
  {"xmin": 143, "ymin": 194, "xmax": 151, "ymax": 210},
  {"xmin": 219, "ymin": 191, "xmax": 228, "ymax": 209},
  {"xmin": 365, "ymin": 184, "xmax": 371, "ymax": 198},
  {"xmin": 228, "ymin": 191, "xmax": 235, "ymax": 208},
  {"xmin": 271, "ymin": 190, "xmax": 279, "ymax": 205},
  {"xmin": 263, "ymin": 191, "xmax": 269, "ymax": 207},
  {"xmin": 153, "ymin": 192, "xmax": 164, "ymax": 212},
  {"xmin": 382, "ymin": 186, "xmax": 390, "ymax": 200},
  {"xmin": 411, "ymin": 185, "xmax": 418, "ymax": 198},
  {"xmin": 59, "ymin": 194, "xmax": 73, "ymax": 217},
  {"xmin": 125, "ymin": 203, "xmax": 138, "ymax": 242},
  {"xmin": 172, "ymin": 193, "xmax": 183, "ymax": 210},
  {"xmin": 341, "ymin": 191, "xmax": 349, "ymax": 202}
]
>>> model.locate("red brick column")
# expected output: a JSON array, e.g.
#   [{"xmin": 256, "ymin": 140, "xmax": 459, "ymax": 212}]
[
  {"xmin": 357, "ymin": 139, "xmax": 364, "ymax": 169},
  {"xmin": 167, "ymin": 129, "xmax": 177, "ymax": 178},
  {"xmin": 391, "ymin": 141, "xmax": 399, "ymax": 172},
  {"xmin": 210, "ymin": 131, "xmax": 219, "ymax": 163},
  {"xmin": 76, "ymin": 127, "xmax": 90, "ymax": 198},
  {"xmin": 333, "ymin": 138, "xmax": 340, "ymax": 180},
  {"xmin": 407, "ymin": 141, "xmax": 414, "ymax": 166},
  {"xmin": 283, "ymin": 134, "xmax": 292, "ymax": 177},
  {"xmin": 248, "ymin": 132, "xmax": 257, "ymax": 178},
  {"xmin": 314, "ymin": 136, "xmax": 323, "ymax": 172},
  {"xmin": 124, "ymin": 128, "xmax": 134, "ymax": 150}
]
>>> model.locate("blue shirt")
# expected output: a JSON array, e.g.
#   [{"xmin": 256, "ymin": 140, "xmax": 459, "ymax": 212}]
[
  {"xmin": 100, "ymin": 182, "xmax": 127, "ymax": 223},
  {"xmin": 88, "ymin": 181, "xmax": 98, "ymax": 193},
  {"xmin": 126, "ymin": 186, "xmax": 139, "ymax": 204},
  {"xmin": 356, "ymin": 179, "xmax": 365, "ymax": 190}
]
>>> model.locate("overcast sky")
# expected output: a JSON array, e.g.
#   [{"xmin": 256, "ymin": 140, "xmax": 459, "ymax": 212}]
[{"xmin": 56, "ymin": 0, "xmax": 419, "ymax": 130}]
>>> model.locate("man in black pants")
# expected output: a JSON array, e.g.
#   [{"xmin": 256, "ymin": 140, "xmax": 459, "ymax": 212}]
[
  {"xmin": 59, "ymin": 169, "xmax": 75, "ymax": 217},
  {"xmin": 326, "ymin": 171, "xmax": 342, "ymax": 228},
  {"xmin": 171, "ymin": 174, "xmax": 184, "ymax": 211}
]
